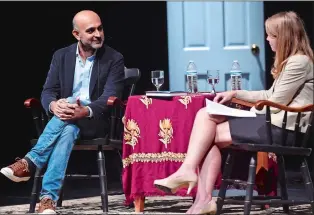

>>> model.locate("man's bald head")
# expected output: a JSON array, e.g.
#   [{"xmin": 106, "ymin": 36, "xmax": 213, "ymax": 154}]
[
  {"xmin": 72, "ymin": 10, "xmax": 101, "ymax": 30},
  {"xmin": 72, "ymin": 10, "xmax": 104, "ymax": 51}
]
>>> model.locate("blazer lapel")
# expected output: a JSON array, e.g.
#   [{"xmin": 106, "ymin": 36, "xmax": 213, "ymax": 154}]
[
  {"xmin": 89, "ymin": 58, "xmax": 99, "ymax": 97},
  {"xmin": 89, "ymin": 46, "xmax": 107, "ymax": 97},
  {"xmin": 64, "ymin": 48, "xmax": 76, "ymax": 97}
]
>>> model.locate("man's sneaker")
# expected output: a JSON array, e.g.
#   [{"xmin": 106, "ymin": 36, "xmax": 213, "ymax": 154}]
[
  {"xmin": 38, "ymin": 197, "xmax": 56, "ymax": 214},
  {"xmin": 0, "ymin": 158, "xmax": 31, "ymax": 182}
]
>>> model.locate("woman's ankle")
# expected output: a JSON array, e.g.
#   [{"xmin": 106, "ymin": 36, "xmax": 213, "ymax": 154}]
[
  {"xmin": 193, "ymin": 196, "xmax": 213, "ymax": 205},
  {"xmin": 177, "ymin": 165, "xmax": 197, "ymax": 176}
]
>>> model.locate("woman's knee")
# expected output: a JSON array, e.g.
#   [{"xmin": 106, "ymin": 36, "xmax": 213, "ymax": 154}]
[
  {"xmin": 214, "ymin": 122, "xmax": 232, "ymax": 148},
  {"xmin": 195, "ymin": 107, "xmax": 208, "ymax": 119},
  {"xmin": 195, "ymin": 107, "xmax": 226, "ymax": 123}
]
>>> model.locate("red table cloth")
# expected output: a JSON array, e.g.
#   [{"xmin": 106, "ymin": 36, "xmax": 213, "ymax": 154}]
[{"xmin": 122, "ymin": 94, "xmax": 278, "ymax": 205}]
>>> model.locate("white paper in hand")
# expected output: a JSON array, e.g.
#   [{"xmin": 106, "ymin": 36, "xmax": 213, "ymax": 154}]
[{"xmin": 206, "ymin": 99, "xmax": 256, "ymax": 117}]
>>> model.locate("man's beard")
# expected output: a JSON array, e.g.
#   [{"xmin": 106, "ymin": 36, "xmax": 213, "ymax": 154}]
[{"xmin": 80, "ymin": 40, "xmax": 103, "ymax": 52}]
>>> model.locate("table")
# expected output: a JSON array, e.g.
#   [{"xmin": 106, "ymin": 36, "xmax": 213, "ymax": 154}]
[{"xmin": 122, "ymin": 94, "xmax": 278, "ymax": 212}]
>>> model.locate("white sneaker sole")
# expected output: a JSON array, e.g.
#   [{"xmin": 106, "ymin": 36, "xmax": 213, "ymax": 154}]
[
  {"xmin": 0, "ymin": 167, "xmax": 30, "ymax": 182},
  {"xmin": 38, "ymin": 209, "xmax": 56, "ymax": 214}
]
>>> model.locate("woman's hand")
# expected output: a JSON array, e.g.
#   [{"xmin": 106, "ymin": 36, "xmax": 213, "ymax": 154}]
[{"xmin": 213, "ymin": 91, "xmax": 237, "ymax": 104}]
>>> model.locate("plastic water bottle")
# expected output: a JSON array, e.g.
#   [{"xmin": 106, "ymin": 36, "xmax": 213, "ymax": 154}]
[
  {"xmin": 186, "ymin": 61, "xmax": 198, "ymax": 93},
  {"xmin": 230, "ymin": 60, "xmax": 242, "ymax": 90}
]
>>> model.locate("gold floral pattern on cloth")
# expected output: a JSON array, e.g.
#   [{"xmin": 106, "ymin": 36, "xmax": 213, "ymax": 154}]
[
  {"xmin": 139, "ymin": 96, "xmax": 152, "ymax": 109},
  {"xmin": 268, "ymin": 152, "xmax": 277, "ymax": 163},
  {"xmin": 122, "ymin": 152, "xmax": 186, "ymax": 168},
  {"xmin": 124, "ymin": 119, "xmax": 141, "ymax": 150},
  {"xmin": 158, "ymin": 118, "xmax": 173, "ymax": 148},
  {"xmin": 178, "ymin": 96, "xmax": 192, "ymax": 109}
]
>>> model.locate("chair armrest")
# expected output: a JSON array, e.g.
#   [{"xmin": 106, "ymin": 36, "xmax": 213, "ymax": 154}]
[
  {"xmin": 255, "ymin": 100, "xmax": 314, "ymax": 112},
  {"xmin": 107, "ymin": 96, "xmax": 127, "ymax": 107},
  {"xmin": 24, "ymin": 98, "xmax": 41, "ymax": 109},
  {"xmin": 231, "ymin": 98, "xmax": 255, "ymax": 108}
]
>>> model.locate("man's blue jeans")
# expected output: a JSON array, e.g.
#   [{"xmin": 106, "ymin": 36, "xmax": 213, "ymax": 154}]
[{"xmin": 25, "ymin": 116, "xmax": 80, "ymax": 202}]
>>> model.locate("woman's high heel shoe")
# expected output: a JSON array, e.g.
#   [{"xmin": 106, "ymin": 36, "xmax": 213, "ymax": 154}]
[
  {"xmin": 198, "ymin": 200, "xmax": 217, "ymax": 215},
  {"xmin": 153, "ymin": 175, "xmax": 197, "ymax": 194}
]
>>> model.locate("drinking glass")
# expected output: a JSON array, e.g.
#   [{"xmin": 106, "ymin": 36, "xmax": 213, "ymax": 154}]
[
  {"xmin": 151, "ymin": 70, "xmax": 164, "ymax": 91},
  {"xmin": 207, "ymin": 70, "xmax": 220, "ymax": 95}
]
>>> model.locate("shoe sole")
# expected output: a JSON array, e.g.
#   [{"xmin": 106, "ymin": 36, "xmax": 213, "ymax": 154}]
[
  {"xmin": 154, "ymin": 184, "xmax": 173, "ymax": 194},
  {"xmin": 154, "ymin": 183, "xmax": 188, "ymax": 194},
  {"xmin": 38, "ymin": 209, "xmax": 56, "ymax": 214},
  {"xmin": 0, "ymin": 168, "xmax": 30, "ymax": 182}
]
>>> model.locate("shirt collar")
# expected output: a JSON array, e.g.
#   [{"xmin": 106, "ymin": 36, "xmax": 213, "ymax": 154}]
[{"xmin": 76, "ymin": 44, "xmax": 97, "ymax": 62}]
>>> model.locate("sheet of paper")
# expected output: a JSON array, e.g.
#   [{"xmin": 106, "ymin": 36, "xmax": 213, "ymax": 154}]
[{"xmin": 206, "ymin": 99, "xmax": 256, "ymax": 117}]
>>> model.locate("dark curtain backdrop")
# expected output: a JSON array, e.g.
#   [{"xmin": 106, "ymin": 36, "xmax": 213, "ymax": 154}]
[
  {"xmin": 0, "ymin": 1, "xmax": 313, "ymax": 200},
  {"xmin": 0, "ymin": 1, "xmax": 169, "ymax": 167}
]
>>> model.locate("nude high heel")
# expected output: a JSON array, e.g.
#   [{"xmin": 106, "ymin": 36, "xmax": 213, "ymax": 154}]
[
  {"xmin": 153, "ymin": 176, "xmax": 197, "ymax": 194},
  {"xmin": 198, "ymin": 200, "xmax": 217, "ymax": 215}
]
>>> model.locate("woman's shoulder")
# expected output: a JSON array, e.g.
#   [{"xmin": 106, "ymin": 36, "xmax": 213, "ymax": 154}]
[{"xmin": 287, "ymin": 54, "xmax": 312, "ymax": 66}]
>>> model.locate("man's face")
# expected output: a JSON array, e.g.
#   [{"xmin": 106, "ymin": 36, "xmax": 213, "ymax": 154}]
[{"xmin": 74, "ymin": 16, "xmax": 105, "ymax": 50}]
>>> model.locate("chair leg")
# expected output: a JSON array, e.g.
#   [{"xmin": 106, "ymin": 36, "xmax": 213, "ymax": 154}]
[
  {"xmin": 277, "ymin": 155, "xmax": 289, "ymax": 213},
  {"xmin": 216, "ymin": 152, "xmax": 235, "ymax": 215},
  {"xmin": 29, "ymin": 168, "xmax": 42, "ymax": 213},
  {"xmin": 116, "ymin": 149, "xmax": 124, "ymax": 188},
  {"xmin": 97, "ymin": 146, "xmax": 109, "ymax": 212},
  {"xmin": 57, "ymin": 183, "xmax": 64, "ymax": 207},
  {"xmin": 300, "ymin": 158, "xmax": 314, "ymax": 214},
  {"xmin": 244, "ymin": 153, "xmax": 257, "ymax": 215}
]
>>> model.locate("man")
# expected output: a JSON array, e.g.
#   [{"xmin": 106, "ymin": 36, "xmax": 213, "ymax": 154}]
[{"xmin": 0, "ymin": 10, "xmax": 125, "ymax": 214}]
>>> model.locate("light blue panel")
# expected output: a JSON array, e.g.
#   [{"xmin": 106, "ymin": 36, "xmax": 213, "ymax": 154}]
[
  {"xmin": 223, "ymin": 2, "xmax": 247, "ymax": 46},
  {"xmin": 183, "ymin": 2, "xmax": 208, "ymax": 48},
  {"xmin": 167, "ymin": 2, "xmax": 265, "ymax": 92}
]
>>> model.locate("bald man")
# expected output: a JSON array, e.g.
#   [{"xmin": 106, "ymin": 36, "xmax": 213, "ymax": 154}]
[{"xmin": 0, "ymin": 10, "xmax": 125, "ymax": 214}]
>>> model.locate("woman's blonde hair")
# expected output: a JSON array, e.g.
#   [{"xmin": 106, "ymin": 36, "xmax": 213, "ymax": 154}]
[{"xmin": 265, "ymin": 11, "xmax": 314, "ymax": 79}]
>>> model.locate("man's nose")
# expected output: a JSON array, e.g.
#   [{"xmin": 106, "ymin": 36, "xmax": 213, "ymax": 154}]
[{"xmin": 94, "ymin": 30, "xmax": 100, "ymax": 37}]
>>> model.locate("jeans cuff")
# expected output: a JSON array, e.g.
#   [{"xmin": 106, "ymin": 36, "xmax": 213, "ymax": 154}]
[{"xmin": 24, "ymin": 153, "xmax": 40, "ymax": 169}]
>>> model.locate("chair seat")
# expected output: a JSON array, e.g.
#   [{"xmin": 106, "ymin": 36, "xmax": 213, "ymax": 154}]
[
  {"xmin": 229, "ymin": 142, "xmax": 312, "ymax": 156},
  {"xmin": 76, "ymin": 137, "xmax": 108, "ymax": 145}
]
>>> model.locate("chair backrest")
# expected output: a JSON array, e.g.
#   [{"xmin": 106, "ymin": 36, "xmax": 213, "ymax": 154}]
[
  {"xmin": 262, "ymin": 103, "xmax": 314, "ymax": 148},
  {"xmin": 123, "ymin": 67, "xmax": 141, "ymax": 99},
  {"xmin": 108, "ymin": 67, "xmax": 141, "ymax": 145}
]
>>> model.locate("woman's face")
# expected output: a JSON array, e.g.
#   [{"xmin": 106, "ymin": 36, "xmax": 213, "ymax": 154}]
[{"xmin": 267, "ymin": 34, "xmax": 277, "ymax": 52}]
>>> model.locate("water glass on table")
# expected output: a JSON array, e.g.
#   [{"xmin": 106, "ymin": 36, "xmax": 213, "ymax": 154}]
[
  {"xmin": 151, "ymin": 70, "xmax": 164, "ymax": 91},
  {"xmin": 207, "ymin": 70, "xmax": 219, "ymax": 95}
]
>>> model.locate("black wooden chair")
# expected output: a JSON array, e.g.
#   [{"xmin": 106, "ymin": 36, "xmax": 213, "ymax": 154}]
[
  {"xmin": 24, "ymin": 67, "xmax": 141, "ymax": 213},
  {"xmin": 216, "ymin": 98, "xmax": 314, "ymax": 214}
]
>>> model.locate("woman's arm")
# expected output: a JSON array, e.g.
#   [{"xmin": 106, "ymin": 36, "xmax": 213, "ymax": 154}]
[
  {"xmin": 252, "ymin": 55, "xmax": 310, "ymax": 114},
  {"xmin": 235, "ymin": 86, "xmax": 273, "ymax": 103},
  {"xmin": 236, "ymin": 55, "xmax": 310, "ymax": 108}
]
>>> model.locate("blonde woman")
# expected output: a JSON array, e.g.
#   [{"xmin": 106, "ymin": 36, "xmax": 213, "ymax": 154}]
[{"xmin": 154, "ymin": 11, "xmax": 314, "ymax": 214}]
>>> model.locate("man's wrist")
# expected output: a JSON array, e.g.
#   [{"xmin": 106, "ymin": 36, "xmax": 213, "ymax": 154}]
[
  {"xmin": 49, "ymin": 101, "xmax": 56, "ymax": 114},
  {"xmin": 85, "ymin": 106, "xmax": 93, "ymax": 118}
]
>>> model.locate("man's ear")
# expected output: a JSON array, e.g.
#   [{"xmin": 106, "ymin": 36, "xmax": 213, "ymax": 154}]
[{"xmin": 72, "ymin": 29, "xmax": 80, "ymax": 40}]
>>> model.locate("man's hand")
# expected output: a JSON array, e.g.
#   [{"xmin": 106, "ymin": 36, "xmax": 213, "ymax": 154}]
[
  {"xmin": 67, "ymin": 98, "xmax": 89, "ymax": 120},
  {"xmin": 51, "ymin": 99, "xmax": 75, "ymax": 119},
  {"xmin": 51, "ymin": 98, "xmax": 89, "ymax": 121}
]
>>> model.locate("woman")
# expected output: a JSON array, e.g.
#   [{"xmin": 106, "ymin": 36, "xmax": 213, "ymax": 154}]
[{"xmin": 154, "ymin": 11, "xmax": 314, "ymax": 214}]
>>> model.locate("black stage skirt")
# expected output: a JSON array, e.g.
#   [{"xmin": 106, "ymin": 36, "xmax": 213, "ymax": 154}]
[{"xmin": 228, "ymin": 114, "xmax": 303, "ymax": 146}]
